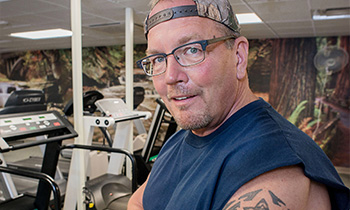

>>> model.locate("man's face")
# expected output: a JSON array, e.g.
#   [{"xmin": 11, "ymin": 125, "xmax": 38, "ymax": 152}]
[{"xmin": 147, "ymin": 0, "xmax": 240, "ymax": 136}]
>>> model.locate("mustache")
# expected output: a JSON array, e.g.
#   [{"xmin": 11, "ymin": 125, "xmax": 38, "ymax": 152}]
[{"xmin": 166, "ymin": 85, "xmax": 201, "ymax": 99}]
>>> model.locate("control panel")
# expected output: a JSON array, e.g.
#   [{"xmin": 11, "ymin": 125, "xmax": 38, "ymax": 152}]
[
  {"xmin": 95, "ymin": 98, "xmax": 138, "ymax": 120},
  {"xmin": 0, "ymin": 111, "xmax": 73, "ymax": 142}
]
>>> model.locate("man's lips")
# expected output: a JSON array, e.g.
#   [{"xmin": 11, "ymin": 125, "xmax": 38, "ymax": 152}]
[
  {"xmin": 167, "ymin": 86, "xmax": 201, "ymax": 103},
  {"xmin": 172, "ymin": 95, "xmax": 194, "ymax": 101}
]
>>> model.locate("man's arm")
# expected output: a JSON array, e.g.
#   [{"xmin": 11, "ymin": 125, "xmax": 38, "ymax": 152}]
[
  {"xmin": 222, "ymin": 165, "xmax": 331, "ymax": 210},
  {"xmin": 128, "ymin": 176, "xmax": 149, "ymax": 210}
]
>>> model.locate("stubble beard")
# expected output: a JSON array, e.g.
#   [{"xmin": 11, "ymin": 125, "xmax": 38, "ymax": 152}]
[
  {"xmin": 166, "ymin": 85, "xmax": 213, "ymax": 131},
  {"xmin": 171, "ymin": 103, "xmax": 214, "ymax": 131}
]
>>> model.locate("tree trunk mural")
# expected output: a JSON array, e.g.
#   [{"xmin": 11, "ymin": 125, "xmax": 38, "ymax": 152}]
[
  {"xmin": 332, "ymin": 36, "xmax": 350, "ymax": 104},
  {"xmin": 269, "ymin": 38, "xmax": 317, "ymax": 122},
  {"xmin": 325, "ymin": 36, "xmax": 350, "ymax": 167}
]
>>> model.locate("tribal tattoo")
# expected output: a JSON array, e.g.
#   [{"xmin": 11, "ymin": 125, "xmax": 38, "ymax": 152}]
[{"xmin": 222, "ymin": 189, "xmax": 290, "ymax": 210}]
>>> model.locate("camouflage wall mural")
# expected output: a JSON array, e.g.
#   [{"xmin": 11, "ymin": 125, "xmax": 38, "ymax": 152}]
[{"xmin": 0, "ymin": 36, "xmax": 349, "ymax": 167}]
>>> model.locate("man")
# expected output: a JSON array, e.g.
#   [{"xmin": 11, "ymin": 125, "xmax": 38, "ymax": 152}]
[{"xmin": 128, "ymin": 0, "xmax": 350, "ymax": 209}]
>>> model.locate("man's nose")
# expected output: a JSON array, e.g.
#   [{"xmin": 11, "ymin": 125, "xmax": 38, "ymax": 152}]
[{"xmin": 164, "ymin": 55, "xmax": 188, "ymax": 85}]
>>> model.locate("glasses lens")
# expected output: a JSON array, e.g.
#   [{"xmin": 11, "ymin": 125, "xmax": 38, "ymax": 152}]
[
  {"xmin": 174, "ymin": 43, "xmax": 205, "ymax": 66},
  {"xmin": 142, "ymin": 55, "xmax": 166, "ymax": 76}
]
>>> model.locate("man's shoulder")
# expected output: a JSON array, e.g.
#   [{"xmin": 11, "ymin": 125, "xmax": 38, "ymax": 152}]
[{"xmin": 222, "ymin": 165, "xmax": 331, "ymax": 210}]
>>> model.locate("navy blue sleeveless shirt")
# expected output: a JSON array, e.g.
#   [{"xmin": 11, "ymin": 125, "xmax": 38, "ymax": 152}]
[{"xmin": 143, "ymin": 99, "xmax": 350, "ymax": 210}]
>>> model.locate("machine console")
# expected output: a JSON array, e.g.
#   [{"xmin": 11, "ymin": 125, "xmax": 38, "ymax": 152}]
[
  {"xmin": 0, "ymin": 110, "xmax": 77, "ymax": 209},
  {"xmin": 95, "ymin": 98, "xmax": 139, "ymax": 120},
  {"xmin": 0, "ymin": 110, "xmax": 76, "ymax": 143}
]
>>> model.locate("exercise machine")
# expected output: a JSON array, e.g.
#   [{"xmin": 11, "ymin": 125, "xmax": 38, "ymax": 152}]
[
  {"xmin": 0, "ymin": 110, "xmax": 78, "ymax": 210},
  {"xmin": 61, "ymin": 90, "xmax": 176, "ymax": 209},
  {"xmin": 0, "ymin": 89, "xmax": 46, "ymax": 115},
  {"xmin": 1, "ymin": 90, "xmax": 69, "ymax": 196},
  {"xmin": 64, "ymin": 96, "xmax": 148, "ymax": 210}
]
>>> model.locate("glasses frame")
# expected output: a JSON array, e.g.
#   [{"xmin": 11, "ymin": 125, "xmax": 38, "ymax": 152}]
[{"xmin": 137, "ymin": 35, "xmax": 236, "ymax": 76}]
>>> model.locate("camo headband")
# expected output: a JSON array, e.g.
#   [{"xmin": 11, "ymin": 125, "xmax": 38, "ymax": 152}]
[{"xmin": 144, "ymin": 0, "xmax": 241, "ymax": 39}]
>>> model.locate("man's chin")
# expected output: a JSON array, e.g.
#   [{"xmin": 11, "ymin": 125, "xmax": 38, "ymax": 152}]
[{"xmin": 173, "ymin": 114, "xmax": 212, "ymax": 131}]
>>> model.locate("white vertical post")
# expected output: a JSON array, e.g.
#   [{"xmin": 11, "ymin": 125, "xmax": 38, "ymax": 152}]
[
  {"xmin": 125, "ymin": 7, "xmax": 134, "ymax": 117},
  {"xmin": 125, "ymin": 7, "xmax": 134, "ymax": 178},
  {"xmin": 67, "ymin": 0, "xmax": 86, "ymax": 210}
]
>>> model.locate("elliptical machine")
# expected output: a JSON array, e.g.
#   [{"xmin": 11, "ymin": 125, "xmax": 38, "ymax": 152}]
[{"xmin": 62, "ymin": 89, "xmax": 145, "ymax": 210}]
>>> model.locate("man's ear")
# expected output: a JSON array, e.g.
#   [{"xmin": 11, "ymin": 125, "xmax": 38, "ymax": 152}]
[{"xmin": 235, "ymin": 37, "xmax": 249, "ymax": 80}]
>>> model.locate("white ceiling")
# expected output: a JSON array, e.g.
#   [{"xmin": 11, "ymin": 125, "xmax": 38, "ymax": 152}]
[{"xmin": 0, "ymin": 0, "xmax": 349, "ymax": 53}]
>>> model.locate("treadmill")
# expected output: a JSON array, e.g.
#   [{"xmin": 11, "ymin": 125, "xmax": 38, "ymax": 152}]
[
  {"xmin": 0, "ymin": 90, "xmax": 69, "ymax": 193},
  {"xmin": 0, "ymin": 110, "xmax": 78, "ymax": 210},
  {"xmin": 0, "ymin": 89, "xmax": 46, "ymax": 115}
]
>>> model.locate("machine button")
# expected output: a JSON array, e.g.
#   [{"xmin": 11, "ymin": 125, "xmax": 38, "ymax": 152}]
[
  {"xmin": 9, "ymin": 125, "xmax": 17, "ymax": 130},
  {"xmin": 53, "ymin": 122, "xmax": 61, "ymax": 126}
]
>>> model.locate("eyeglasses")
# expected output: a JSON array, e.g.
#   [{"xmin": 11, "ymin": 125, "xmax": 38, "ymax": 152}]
[{"xmin": 136, "ymin": 35, "xmax": 236, "ymax": 76}]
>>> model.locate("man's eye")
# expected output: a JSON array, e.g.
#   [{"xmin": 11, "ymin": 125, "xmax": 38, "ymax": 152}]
[
  {"xmin": 153, "ymin": 56, "xmax": 165, "ymax": 64},
  {"xmin": 184, "ymin": 47, "xmax": 201, "ymax": 55},
  {"xmin": 189, "ymin": 47, "xmax": 199, "ymax": 54}
]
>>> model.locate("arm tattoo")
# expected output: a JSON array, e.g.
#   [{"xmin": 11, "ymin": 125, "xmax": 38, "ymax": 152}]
[
  {"xmin": 268, "ymin": 190, "xmax": 286, "ymax": 207},
  {"xmin": 222, "ymin": 200, "xmax": 240, "ymax": 210},
  {"xmin": 222, "ymin": 189, "xmax": 290, "ymax": 210},
  {"xmin": 239, "ymin": 189, "xmax": 262, "ymax": 201}
]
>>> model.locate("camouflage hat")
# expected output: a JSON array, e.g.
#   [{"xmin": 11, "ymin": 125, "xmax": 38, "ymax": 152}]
[{"xmin": 144, "ymin": 0, "xmax": 241, "ymax": 39}]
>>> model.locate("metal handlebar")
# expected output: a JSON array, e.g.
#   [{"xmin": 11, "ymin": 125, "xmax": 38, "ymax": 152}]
[
  {"xmin": 60, "ymin": 144, "xmax": 137, "ymax": 192},
  {"xmin": 0, "ymin": 166, "xmax": 61, "ymax": 210}
]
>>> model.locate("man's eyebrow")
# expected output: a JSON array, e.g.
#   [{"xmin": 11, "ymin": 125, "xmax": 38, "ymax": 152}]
[
  {"xmin": 178, "ymin": 34, "xmax": 202, "ymax": 45},
  {"xmin": 145, "ymin": 48, "xmax": 159, "ymax": 55},
  {"xmin": 178, "ymin": 36, "xmax": 196, "ymax": 45},
  {"xmin": 145, "ymin": 34, "xmax": 203, "ymax": 55}
]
